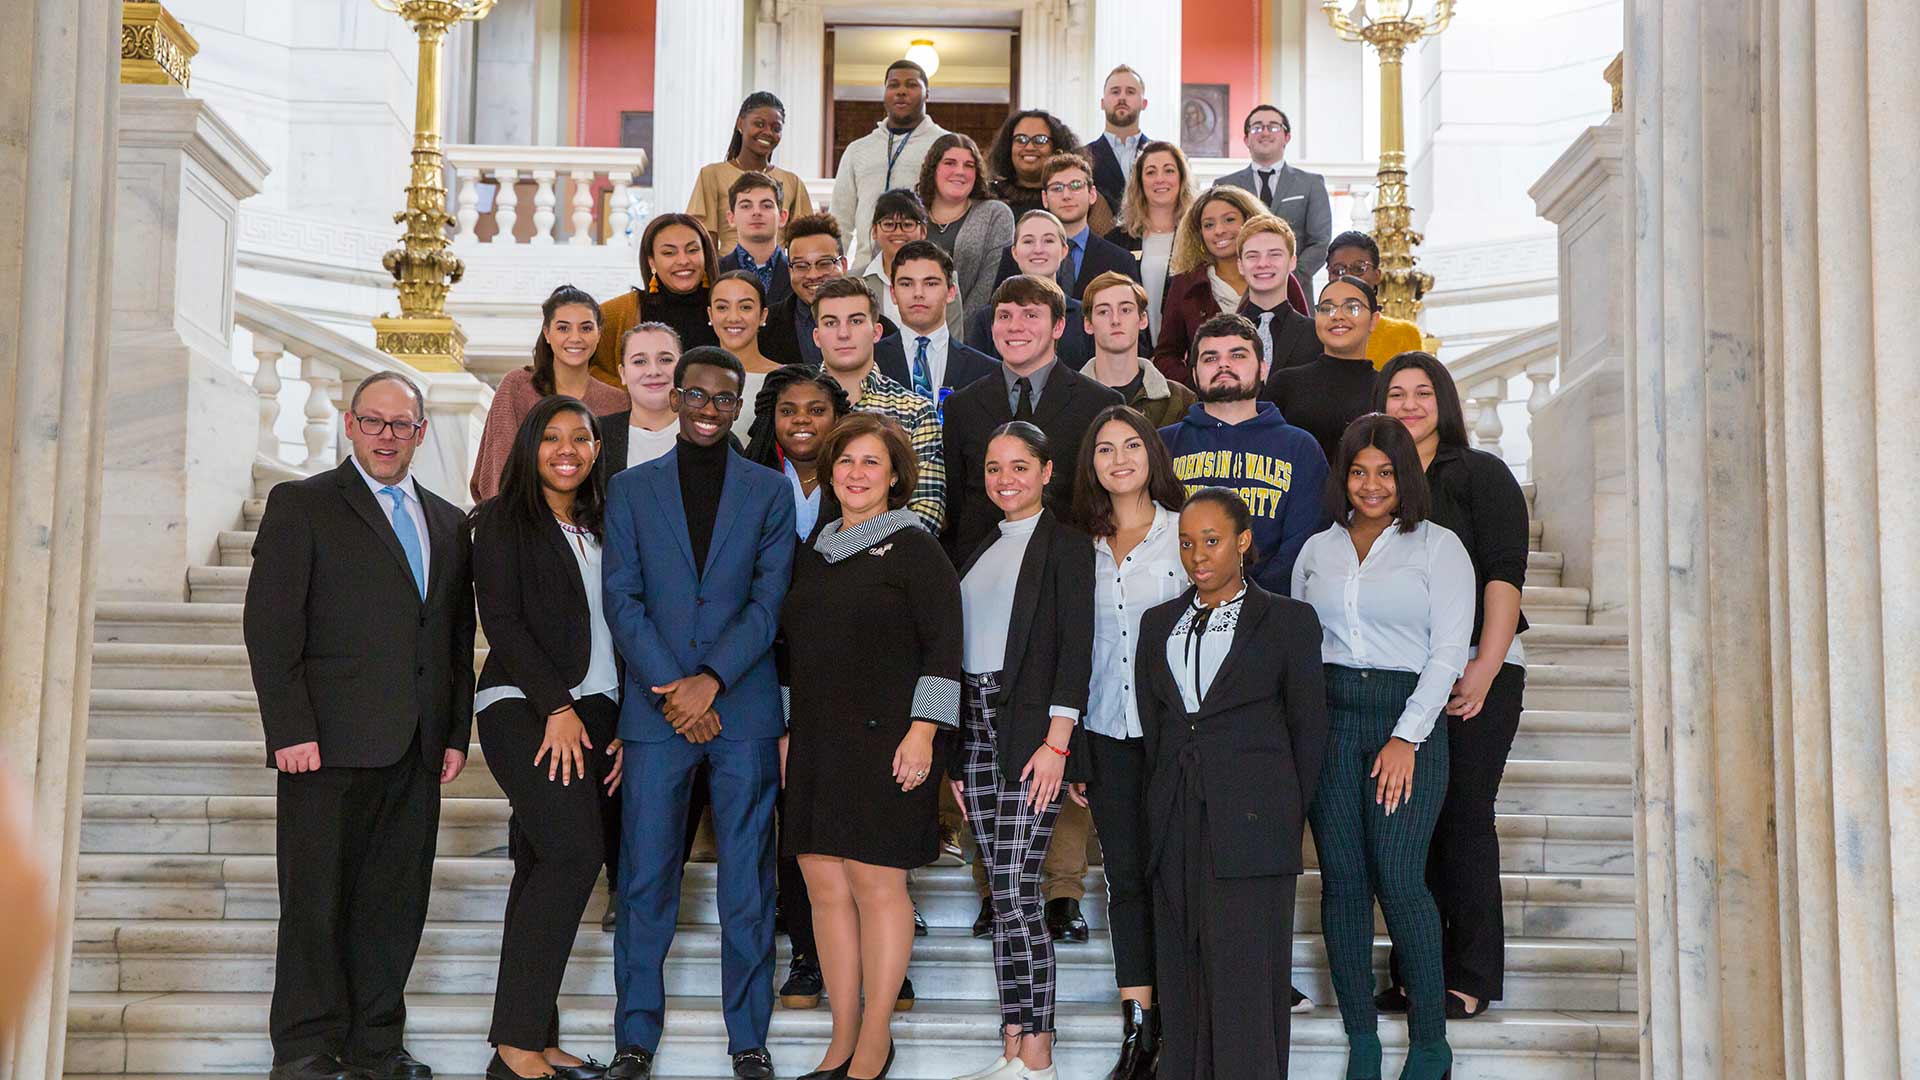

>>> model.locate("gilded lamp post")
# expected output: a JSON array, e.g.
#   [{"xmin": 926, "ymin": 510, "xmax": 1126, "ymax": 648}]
[
  {"xmin": 1323, "ymin": 0, "xmax": 1454, "ymax": 321},
  {"xmin": 371, "ymin": 0, "xmax": 496, "ymax": 372}
]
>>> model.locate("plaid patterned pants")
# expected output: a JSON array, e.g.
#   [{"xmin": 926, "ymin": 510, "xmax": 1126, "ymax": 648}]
[
  {"xmin": 960, "ymin": 672, "xmax": 1062, "ymax": 1036},
  {"xmin": 1308, "ymin": 665, "xmax": 1452, "ymax": 1045}
]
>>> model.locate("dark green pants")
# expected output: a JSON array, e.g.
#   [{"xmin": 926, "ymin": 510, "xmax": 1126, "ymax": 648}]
[{"xmin": 1309, "ymin": 665, "xmax": 1451, "ymax": 1044}]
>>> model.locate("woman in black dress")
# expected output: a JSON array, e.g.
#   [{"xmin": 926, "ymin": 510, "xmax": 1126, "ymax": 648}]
[
  {"xmin": 782, "ymin": 412, "xmax": 964, "ymax": 1080},
  {"xmin": 1134, "ymin": 488, "xmax": 1329, "ymax": 1080}
]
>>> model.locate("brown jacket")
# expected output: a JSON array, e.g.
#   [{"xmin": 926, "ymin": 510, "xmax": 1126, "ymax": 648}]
[{"xmin": 1080, "ymin": 356, "xmax": 1196, "ymax": 429}]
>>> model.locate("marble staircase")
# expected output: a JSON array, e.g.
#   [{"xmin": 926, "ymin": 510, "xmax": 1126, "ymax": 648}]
[{"xmin": 67, "ymin": 468, "xmax": 1638, "ymax": 1079}]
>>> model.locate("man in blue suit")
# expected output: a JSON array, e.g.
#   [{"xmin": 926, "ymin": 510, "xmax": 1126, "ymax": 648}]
[{"xmin": 601, "ymin": 346, "xmax": 795, "ymax": 1080}]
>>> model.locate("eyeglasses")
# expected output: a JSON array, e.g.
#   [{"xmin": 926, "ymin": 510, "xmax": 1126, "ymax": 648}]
[
  {"xmin": 875, "ymin": 219, "xmax": 924, "ymax": 234},
  {"xmin": 1011, "ymin": 133, "xmax": 1053, "ymax": 146},
  {"xmin": 1247, "ymin": 121, "xmax": 1290, "ymax": 135},
  {"xmin": 1045, "ymin": 179, "xmax": 1091, "ymax": 195},
  {"xmin": 674, "ymin": 386, "xmax": 744, "ymax": 412},
  {"xmin": 1314, "ymin": 300, "xmax": 1374, "ymax": 319},
  {"xmin": 790, "ymin": 257, "xmax": 845, "ymax": 275},
  {"xmin": 1328, "ymin": 260, "xmax": 1376, "ymax": 277},
  {"xmin": 353, "ymin": 415, "xmax": 424, "ymax": 438}
]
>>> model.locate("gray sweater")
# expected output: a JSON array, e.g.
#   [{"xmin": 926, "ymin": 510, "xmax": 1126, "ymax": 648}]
[{"xmin": 936, "ymin": 198, "xmax": 1015, "ymax": 339}]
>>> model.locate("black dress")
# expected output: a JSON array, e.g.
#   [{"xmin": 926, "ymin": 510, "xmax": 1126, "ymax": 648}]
[{"xmin": 781, "ymin": 512, "xmax": 965, "ymax": 868}]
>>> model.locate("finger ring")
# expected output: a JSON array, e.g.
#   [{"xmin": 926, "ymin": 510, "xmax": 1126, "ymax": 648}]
[{"xmin": 915, "ymin": 769, "xmax": 928, "ymax": 778}]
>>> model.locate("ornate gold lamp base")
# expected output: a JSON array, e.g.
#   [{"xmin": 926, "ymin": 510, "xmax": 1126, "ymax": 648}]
[{"xmin": 373, "ymin": 314, "xmax": 467, "ymax": 374}]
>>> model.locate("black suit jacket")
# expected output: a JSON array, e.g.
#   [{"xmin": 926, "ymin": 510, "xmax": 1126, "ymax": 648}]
[
  {"xmin": 950, "ymin": 509, "xmax": 1095, "ymax": 784},
  {"xmin": 244, "ymin": 458, "xmax": 476, "ymax": 769},
  {"xmin": 598, "ymin": 409, "xmax": 633, "ymax": 484},
  {"xmin": 939, "ymin": 361, "xmax": 1123, "ymax": 561},
  {"xmin": 1244, "ymin": 299, "xmax": 1321, "ymax": 375},
  {"xmin": 717, "ymin": 248, "xmax": 793, "ymax": 306},
  {"xmin": 877, "ymin": 333, "xmax": 1001, "ymax": 395},
  {"xmin": 762, "ymin": 292, "xmax": 900, "ymax": 368},
  {"xmin": 993, "ymin": 229, "xmax": 1144, "ymax": 302},
  {"xmin": 471, "ymin": 501, "xmax": 617, "ymax": 719},
  {"xmin": 1083, "ymin": 136, "xmax": 1136, "ymax": 216},
  {"xmin": 1136, "ymin": 582, "xmax": 1330, "ymax": 878}
]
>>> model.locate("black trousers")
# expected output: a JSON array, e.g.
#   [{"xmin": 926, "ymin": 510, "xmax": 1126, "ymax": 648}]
[
  {"xmin": 1388, "ymin": 661, "xmax": 1526, "ymax": 1002},
  {"xmin": 1084, "ymin": 730, "xmax": 1155, "ymax": 988},
  {"xmin": 481, "ymin": 694, "xmax": 620, "ymax": 1049},
  {"xmin": 270, "ymin": 732, "xmax": 439, "ymax": 1064}
]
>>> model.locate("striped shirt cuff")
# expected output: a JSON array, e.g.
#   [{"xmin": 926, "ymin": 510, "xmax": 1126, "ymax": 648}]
[{"xmin": 910, "ymin": 675, "xmax": 962, "ymax": 728}]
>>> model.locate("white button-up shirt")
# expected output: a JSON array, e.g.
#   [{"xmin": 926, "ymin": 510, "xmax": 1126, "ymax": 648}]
[
  {"xmin": 906, "ymin": 322, "xmax": 952, "ymax": 392},
  {"xmin": 350, "ymin": 455, "xmax": 430, "ymax": 587},
  {"xmin": 1291, "ymin": 519, "xmax": 1475, "ymax": 744},
  {"xmin": 1086, "ymin": 504, "xmax": 1187, "ymax": 740}
]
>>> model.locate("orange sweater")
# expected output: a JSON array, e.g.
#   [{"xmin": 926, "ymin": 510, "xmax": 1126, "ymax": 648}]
[{"xmin": 1368, "ymin": 315, "xmax": 1425, "ymax": 370}]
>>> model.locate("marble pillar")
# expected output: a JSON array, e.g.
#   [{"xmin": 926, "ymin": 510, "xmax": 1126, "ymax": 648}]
[
  {"xmin": 753, "ymin": 0, "xmax": 826, "ymax": 179},
  {"xmin": 103, "ymin": 87, "xmax": 269, "ymax": 601},
  {"xmin": 1089, "ymin": 0, "xmax": 1180, "ymax": 151},
  {"xmin": 1626, "ymin": 0, "xmax": 1920, "ymax": 1074},
  {"xmin": 0, "ymin": 2, "xmax": 123, "ymax": 1076},
  {"xmin": 651, "ymin": 0, "xmax": 746, "ymax": 221}
]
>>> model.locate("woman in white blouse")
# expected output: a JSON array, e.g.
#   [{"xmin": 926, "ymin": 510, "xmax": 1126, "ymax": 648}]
[
  {"xmin": 1291, "ymin": 413, "xmax": 1474, "ymax": 1080},
  {"xmin": 1066, "ymin": 405, "xmax": 1188, "ymax": 1078}
]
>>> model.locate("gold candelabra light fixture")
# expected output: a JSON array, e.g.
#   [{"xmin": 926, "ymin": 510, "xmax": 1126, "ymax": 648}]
[
  {"xmin": 1323, "ymin": 0, "xmax": 1454, "ymax": 321},
  {"xmin": 370, "ymin": 0, "xmax": 497, "ymax": 372}
]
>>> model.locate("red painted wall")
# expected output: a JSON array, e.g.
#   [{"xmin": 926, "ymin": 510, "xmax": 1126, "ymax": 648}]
[
  {"xmin": 1182, "ymin": 0, "xmax": 1264, "ymax": 158},
  {"xmin": 578, "ymin": 0, "xmax": 656, "ymax": 148}
]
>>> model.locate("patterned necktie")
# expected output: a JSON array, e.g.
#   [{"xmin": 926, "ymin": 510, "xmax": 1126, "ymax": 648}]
[
  {"xmin": 1258, "ymin": 169, "xmax": 1275, "ymax": 205},
  {"xmin": 1257, "ymin": 310, "xmax": 1276, "ymax": 371},
  {"xmin": 380, "ymin": 485, "xmax": 427, "ymax": 600},
  {"xmin": 1014, "ymin": 376, "xmax": 1035, "ymax": 421},
  {"xmin": 912, "ymin": 336, "xmax": 935, "ymax": 400}
]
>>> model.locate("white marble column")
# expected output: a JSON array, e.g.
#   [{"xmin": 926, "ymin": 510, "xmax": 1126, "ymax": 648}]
[
  {"xmin": 1626, "ymin": 0, "xmax": 1920, "ymax": 1074},
  {"xmin": 652, "ymin": 0, "xmax": 746, "ymax": 219},
  {"xmin": 1020, "ymin": 0, "xmax": 1093, "ymax": 124},
  {"xmin": 102, "ymin": 87, "xmax": 269, "ymax": 601},
  {"xmin": 0, "ymin": 2, "xmax": 122, "ymax": 1076},
  {"xmin": 1089, "ymin": 0, "xmax": 1181, "ymax": 148},
  {"xmin": 753, "ymin": 0, "xmax": 826, "ymax": 179}
]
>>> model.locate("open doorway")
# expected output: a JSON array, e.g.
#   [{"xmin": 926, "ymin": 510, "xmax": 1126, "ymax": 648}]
[{"xmin": 824, "ymin": 24, "xmax": 1016, "ymax": 175}]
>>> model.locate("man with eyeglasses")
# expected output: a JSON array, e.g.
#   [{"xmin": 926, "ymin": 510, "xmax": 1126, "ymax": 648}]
[
  {"xmin": 245, "ymin": 371, "xmax": 475, "ymax": 1080},
  {"xmin": 831, "ymin": 59, "xmax": 950, "ymax": 269},
  {"xmin": 1326, "ymin": 229, "xmax": 1426, "ymax": 369},
  {"xmin": 1220, "ymin": 105, "xmax": 1331, "ymax": 297},
  {"xmin": 993, "ymin": 154, "xmax": 1142, "ymax": 299},
  {"xmin": 602, "ymin": 346, "xmax": 794, "ymax": 1080},
  {"xmin": 760, "ymin": 212, "xmax": 899, "ymax": 367}
]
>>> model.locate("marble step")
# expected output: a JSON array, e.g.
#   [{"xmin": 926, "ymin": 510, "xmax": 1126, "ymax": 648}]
[
  {"xmin": 72, "ymin": 919, "xmax": 1633, "ymax": 1010},
  {"xmin": 1510, "ymin": 711, "xmax": 1630, "ymax": 764},
  {"xmin": 1519, "ymin": 585, "xmax": 1589, "ymax": 625},
  {"xmin": 95, "ymin": 604, "xmax": 245, "ymax": 646},
  {"xmin": 1529, "ymin": 518, "xmax": 1543, "ymax": 551},
  {"xmin": 64, "ymin": 992, "xmax": 1637, "ymax": 1079},
  {"xmin": 1519, "ymin": 623, "xmax": 1628, "ymax": 667},
  {"xmin": 80, "ymin": 739, "xmax": 1633, "ymax": 814},
  {"xmin": 215, "ymin": 531, "xmax": 253, "ymax": 568},
  {"xmin": 90, "ymin": 644, "xmax": 488, "ymax": 692},
  {"xmin": 185, "ymin": 567, "xmax": 247, "ymax": 605},
  {"xmin": 1518, "ymin": 664, "xmax": 1629, "ymax": 712},
  {"xmin": 1527, "ymin": 549, "xmax": 1563, "ymax": 588},
  {"xmin": 79, "ymin": 794, "xmax": 1633, "ymax": 874}
]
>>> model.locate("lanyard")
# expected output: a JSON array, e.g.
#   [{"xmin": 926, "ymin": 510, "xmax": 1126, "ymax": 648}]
[{"xmin": 883, "ymin": 127, "xmax": 914, "ymax": 189}]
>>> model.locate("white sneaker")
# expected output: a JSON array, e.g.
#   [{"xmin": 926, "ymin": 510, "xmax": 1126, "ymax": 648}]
[
  {"xmin": 1020, "ymin": 1067, "xmax": 1058, "ymax": 1080},
  {"xmin": 951, "ymin": 1058, "xmax": 1009, "ymax": 1080}
]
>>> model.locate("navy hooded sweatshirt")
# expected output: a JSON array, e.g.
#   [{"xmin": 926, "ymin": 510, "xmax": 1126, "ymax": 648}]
[{"xmin": 1159, "ymin": 401, "xmax": 1331, "ymax": 594}]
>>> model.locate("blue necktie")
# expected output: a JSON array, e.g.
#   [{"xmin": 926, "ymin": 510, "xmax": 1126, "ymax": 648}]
[
  {"xmin": 911, "ymin": 336, "xmax": 935, "ymax": 400},
  {"xmin": 381, "ymin": 485, "xmax": 427, "ymax": 600}
]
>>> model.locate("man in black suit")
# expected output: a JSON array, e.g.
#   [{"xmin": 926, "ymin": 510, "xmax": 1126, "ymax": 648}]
[
  {"xmin": 243, "ymin": 372, "xmax": 476, "ymax": 1080},
  {"xmin": 1082, "ymin": 64, "xmax": 1150, "ymax": 214},
  {"xmin": 992, "ymin": 154, "xmax": 1143, "ymax": 298},
  {"xmin": 762, "ymin": 212, "xmax": 897, "ymax": 367},
  {"xmin": 875, "ymin": 239, "xmax": 1000, "ymax": 402}
]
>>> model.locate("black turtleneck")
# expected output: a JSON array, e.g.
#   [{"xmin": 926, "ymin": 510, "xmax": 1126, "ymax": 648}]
[
  {"xmin": 676, "ymin": 435, "xmax": 729, "ymax": 575},
  {"xmin": 1264, "ymin": 352, "xmax": 1381, "ymax": 464},
  {"xmin": 645, "ymin": 283, "xmax": 721, "ymax": 354}
]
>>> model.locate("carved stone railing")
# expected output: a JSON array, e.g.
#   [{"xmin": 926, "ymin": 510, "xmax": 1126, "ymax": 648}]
[
  {"xmin": 446, "ymin": 144, "xmax": 650, "ymax": 248},
  {"xmin": 1442, "ymin": 321, "xmax": 1558, "ymax": 478}
]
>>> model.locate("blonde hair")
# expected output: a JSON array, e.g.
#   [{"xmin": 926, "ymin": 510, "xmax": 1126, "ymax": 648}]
[
  {"xmin": 1118, "ymin": 141, "xmax": 1195, "ymax": 240},
  {"xmin": 1170, "ymin": 185, "xmax": 1267, "ymax": 276},
  {"xmin": 1235, "ymin": 214, "xmax": 1297, "ymax": 258},
  {"xmin": 1015, "ymin": 208, "xmax": 1069, "ymax": 245}
]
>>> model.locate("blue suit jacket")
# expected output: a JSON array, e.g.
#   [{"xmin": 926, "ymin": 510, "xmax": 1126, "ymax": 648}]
[{"xmin": 602, "ymin": 446, "xmax": 796, "ymax": 743}]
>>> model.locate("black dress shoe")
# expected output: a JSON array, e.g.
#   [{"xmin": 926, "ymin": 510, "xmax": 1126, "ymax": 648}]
[
  {"xmin": 1374, "ymin": 984, "xmax": 1409, "ymax": 1013},
  {"xmin": 1044, "ymin": 897, "xmax": 1089, "ymax": 943},
  {"xmin": 780, "ymin": 953, "xmax": 824, "ymax": 1008},
  {"xmin": 913, "ymin": 904, "xmax": 929, "ymax": 937},
  {"xmin": 547, "ymin": 1055, "xmax": 608, "ymax": 1080},
  {"xmin": 846, "ymin": 1040, "xmax": 895, "ymax": 1080},
  {"xmin": 1445, "ymin": 991, "xmax": 1492, "ymax": 1020},
  {"xmin": 352, "ymin": 1048, "xmax": 432, "ymax": 1080},
  {"xmin": 796, "ymin": 1061, "xmax": 848, "ymax": 1080},
  {"xmin": 269, "ymin": 1053, "xmax": 360, "ymax": 1080},
  {"xmin": 894, "ymin": 975, "xmax": 916, "ymax": 1012},
  {"xmin": 971, "ymin": 896, "xmax": 994, "ymax": 938},
  {"xmin": 731, "ymin": 1046, "xmax": 776, "ymax": 1079},
  {"xmin": 601, "ymin": 885, "xmax": 619, "ymax": 932},
  {"xmin": 604, "ymin": 1046, "xmax": 654, "ymax": 1080},
  {"xmin": 1105, "ymin": 1000, "xmax": 1157, "ymax": 1080},
  {"xmin": 486, "ymin": 1052, "xmax": 555, "ymax": 1080}
]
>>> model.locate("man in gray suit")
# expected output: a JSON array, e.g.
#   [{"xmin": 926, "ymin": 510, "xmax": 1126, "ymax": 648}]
[{"xmin": 1218, "ymin": 105, "xmax": 1331, "ymax": 297}]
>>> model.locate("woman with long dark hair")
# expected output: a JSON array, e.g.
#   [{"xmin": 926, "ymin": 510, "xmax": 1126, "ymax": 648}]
[
  {"xmin": 1068, "ymin": 404, "xmax": 1187, "ymax": 1079},
  {"xmin": 947, "ymin": 422, "xmax": 1094, "ymax": 1080},
  {"xmin": 1133, "ymin": 487, "xmax": 1329, "ymax": 1080},
  {"xmin": 986, "ymin": 109, "xmax": 1113, "ymax": 235},
  {"xmin": 915, "ymin": 132, "xmax": 1016, "ymax": 338},
  {"xmin": 1293, "ymin": 414, "xmax": 1476, "ymax": 1080},
  {"xmin": 1371, "ymin": 352, "xmax": 1529, "ymax": 1023},
  {"xmin": 685, "ymin": 92, "xmax": 815, "ymax": 255},
  {"xmin": 707, "ymin": 269, "xmax": 779, "ymax": 438},
  {"xmin": 473, "ymin": 285, "xmax": 629, "ymax": 502},
  {"xmin": 470, "ymin": 395, "xmax": 625, "ymax": 1080},
  {"xmin": 592, "ymin": 213, "xmax": 724, "ymax": 385}
]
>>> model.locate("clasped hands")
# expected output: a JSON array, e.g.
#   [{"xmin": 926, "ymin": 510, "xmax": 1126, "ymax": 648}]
[{"xmin": 654, "ymin": 672, "xmax": 722, "ymax": 744}]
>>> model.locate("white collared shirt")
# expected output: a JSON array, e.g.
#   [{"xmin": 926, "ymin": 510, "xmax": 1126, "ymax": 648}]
[
  {"xmin": 1087, "ymin": 504, "xmax": 1186, "ymax": 740},
  {"xmin": 960, "ymin": 513, "xmax": 1081, "ymax": 723},
  {"xmin": 905, "ymin": 321, "xmax": 951, "ymax": 391},
  {"xmin": 350, "ymin": 455, "xmax": 430, "ymax": 587},
  {"xmin": 472, "ymin": 520, "xmax": 621, "ymax": 714},
  {"xmin": 1291, "ymin": 519, "xmax": 1476, "ymax": 744},
  {"xmin": 1105, "ymin": 131, "xmax": 1143, "ymax": 183}
]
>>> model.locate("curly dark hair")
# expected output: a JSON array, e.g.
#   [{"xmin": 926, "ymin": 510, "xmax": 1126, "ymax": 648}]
[
  {"xmin": 985, "ymin": 109, "xmax": 1083, "ymax": 189},
  {"xmin": 743, "ymin": 363, "xmax": 851, "ymax": 467}
]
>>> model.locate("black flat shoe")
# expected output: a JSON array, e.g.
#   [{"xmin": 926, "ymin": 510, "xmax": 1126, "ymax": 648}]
[
  {"xmin": 972, "ymin": 896, "xmax": 994, "ymax": 938},
  {"xmin": 352, "ymin": 1048, "xmax": 432, "ymax": 1080},
  {"xmin": 547, "ymin": 1055, "xmax": 607, "ymax": 1080},
  {"xmin": 269, "ymin": 1054, "xmax": 359, "ymax": 1080},
  {"xmin": 1044, "ymin": 897, "xmax": 1089, "ymax": 943},
  {"xmin": 846, "ymin": 1040, "xmax": 895, "ymax": 1080},
  {"xmin": 913, "ymin": 904, "xmax": 929, "ymax": 937},
  {"xmin": 1445, "ymin": 992, "xmax": 1491, "ymax": 1020},
  {"xmin": 732, "ymin": 1046, "xmax": 776, "ymax": 1080},
  {"xmin": 486, "ymin": 1052, "xmax": 554, "ymax": 1080},
  {"xmin": 1374, "ymin": 985, "xmax": 1409, "ymax": 1013},
  {"xmin": 796, "ymin": 1061, "xmax": 848, "ymax": 1080},
  {"xmin": 895, "ymin": 975, "xmax": 916, "ymax": 1012},
  {"xmin": 604, "ymin": 1046, "xmax": 653, "ymax": 1080}
]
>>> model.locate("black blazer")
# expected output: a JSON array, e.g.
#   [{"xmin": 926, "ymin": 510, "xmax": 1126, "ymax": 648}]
[
  {"xmin": 471, "ymin": 501, "xmax": 614, "ymax": 719},
  {"xmin": 939, "ymin": 361, "xmax": 1123, "ymax": 561},
  {"xmin": 717, "ymin": 249, "xmax": 793, "ymax": 306},
  {"xmin": 1136, "ymin": 582, "xmax": 1330, "ymax": 878},
  {"xmin": 598, "ymin": 409, "xmax": 633, "ymax": 484},
  {"xmin": 762, "ymin": 292, "xmax": 900, "ymax": 368},
  {"xmin": 1245, "ymin": 300, "xmax": 1321, "ymax": 374},
  {"xmin": 965, "ymin": 300, "xmax": 1093, "ymax": 370},
  {"xmin": 243, "ymin": 459, "xmax": 476, "ymax": 769},
  {"xmin": 877, "ymin": 333, "xmax": 1002, "ymax": 395},
  {"xmin": 992, "ymin": 229, "xmax": 1145, "ymax": 301},
  {"xmin": 1082, "ymin": 136, "xmax": 1139, "ymax": 216},
  {"xmin": 952, "ymin": 509, "xmax": 1095, "ymax": 784}
]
